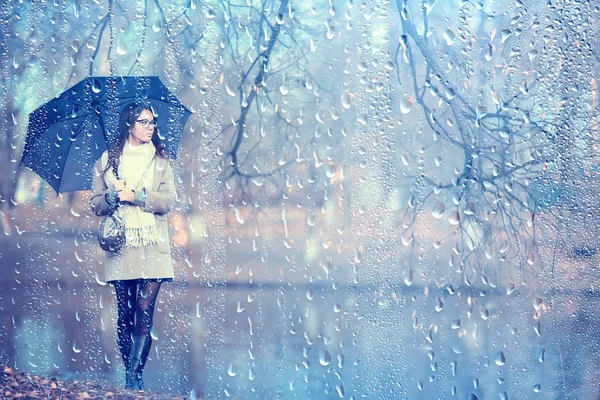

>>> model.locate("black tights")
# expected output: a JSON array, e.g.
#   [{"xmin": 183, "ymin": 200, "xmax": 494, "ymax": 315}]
[{"xmin": 114, "ymin": 279, "xmax": 162, "ymax": 368}]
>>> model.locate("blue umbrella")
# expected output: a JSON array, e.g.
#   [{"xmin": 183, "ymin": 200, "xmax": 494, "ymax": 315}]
[{"xmin": 20, "ymin": 76, "xmax": 192, "ymax": 193}]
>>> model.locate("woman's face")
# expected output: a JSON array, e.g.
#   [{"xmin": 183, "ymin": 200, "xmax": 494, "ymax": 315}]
[{"xmin": 128, "ymin": 109, "xmax": 156, "ymax": 145}]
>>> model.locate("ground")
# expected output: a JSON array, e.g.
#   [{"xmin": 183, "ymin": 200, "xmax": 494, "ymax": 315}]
[{"xmin": 1, "ymin": 366, "xmax": 191, "ymax": 400}]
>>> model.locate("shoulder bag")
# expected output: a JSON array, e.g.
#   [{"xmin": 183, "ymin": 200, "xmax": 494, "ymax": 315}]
[{"xmin": 98, "ymin": 156, "xmax": 155, "ymax": 254}]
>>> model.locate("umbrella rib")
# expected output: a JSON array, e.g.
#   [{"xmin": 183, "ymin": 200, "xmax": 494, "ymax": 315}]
[
  {"xmin": 36, "ymin": 96, "xmax": 94, "ymax": 126},
  {"xmin": 56, "ymin": 113, "xmax": 97, "ymax": 193},
  {"xmin": 56, "ymin": 129, "xmax": 79, "ymax": 194},
  {"xmin": 47, "ymin": 115, "xmax": 86, "ymax": 127}
]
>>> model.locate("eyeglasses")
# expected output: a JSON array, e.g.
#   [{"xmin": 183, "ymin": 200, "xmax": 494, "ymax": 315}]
[{"xmin": 135, "ymin": 119, "xmax": 157, "ymax": 129}]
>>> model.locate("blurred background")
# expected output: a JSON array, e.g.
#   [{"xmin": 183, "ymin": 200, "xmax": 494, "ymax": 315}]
[{"xmin": 2, "ymin": 0, "xmax": 600, "ymax": 398}]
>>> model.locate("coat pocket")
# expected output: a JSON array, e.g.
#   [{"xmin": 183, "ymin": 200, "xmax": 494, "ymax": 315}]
[{"xmin": 155, "ymin": 216, "xmax": 171, "ymax": 254}]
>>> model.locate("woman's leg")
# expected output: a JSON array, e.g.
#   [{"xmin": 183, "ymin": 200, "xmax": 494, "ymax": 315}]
[
  {"xmin": 127, "ymin": 279, "xmax": 163, "ymax": 390},
  {"xmin": 113, "ymin": 280, "xmax": 137, "ymax": 371},
  {"xmin": 134, "ymin": 279, "xmax": 163, "ymax": 336}
]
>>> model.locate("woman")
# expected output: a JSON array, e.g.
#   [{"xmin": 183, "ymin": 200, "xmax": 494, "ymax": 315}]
[{"xmin": 90, "ymin": 103, "xmax": 176, "ymax": 391}]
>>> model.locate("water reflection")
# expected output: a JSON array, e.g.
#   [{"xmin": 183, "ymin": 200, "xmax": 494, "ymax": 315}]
[{"xmin": 4, "ymin": 269, "xmax": 599, "ymax": 398}]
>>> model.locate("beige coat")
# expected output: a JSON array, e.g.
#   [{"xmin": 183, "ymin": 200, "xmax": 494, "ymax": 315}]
[{"xmin": 90, "ymin": 151, "xmax": 176, "ymax": 283}]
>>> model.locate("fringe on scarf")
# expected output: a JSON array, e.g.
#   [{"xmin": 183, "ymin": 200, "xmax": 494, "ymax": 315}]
[{"xmin": 125, "ymin": 225, "xmax": 160, "ymax": 248}]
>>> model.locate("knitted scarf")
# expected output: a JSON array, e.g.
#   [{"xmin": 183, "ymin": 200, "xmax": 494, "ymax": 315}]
[{"xmin": 103, "ymin": 141, "xmax": 159, "ymax": 248}]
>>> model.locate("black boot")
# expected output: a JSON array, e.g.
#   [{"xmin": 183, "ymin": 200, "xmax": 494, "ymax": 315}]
[
  {"xmin": 125, "ymin": 334, "xmax": 152, "ymax": 391},
  {"xmin": 118, "ymin": 333, "xmax": 133, "ymax": 388}
]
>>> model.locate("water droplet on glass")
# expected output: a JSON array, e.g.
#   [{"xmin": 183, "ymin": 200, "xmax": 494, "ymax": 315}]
[
  {"xmin": 279, "ymin": 75, "xmax": 289, "ymax": 95},
  {"xmin": 325, "ymin": 21, "xmax": 336, "ymax": 39},
  {"xmin": 401, "ymin": 153, "xmax": 409, "ymax": 166},
  {"xmin": 116, "ymin": 38, "xmax": 128, "ymax": 55},
  {"xmin": 30, "ymin": 27, "xmax": 40, "ymax": 44},
  {"xmin": 234, "ymin": 208, "xmax": 244, "ymax": 224},
  {"xmin": 319, "ymin": 350, "xmax": 331, "ymax": 366},
  {"xmin": 501, "ymin": 29, "xmax": 512, "ymax": 43},
  {"xmin": 236, "ymin": 301, "xmax": 245, "ymax": 313},
  {"xmin": 480, "ymin": 308, "xmax": 489, "ymax": 320},
  {"xmin": 448, "ymin": 210, "xmax": 460, "ymax": 225},
  {"xmin": 91, "ymin": 78, "xmax": 102, "ymax": 94},
  {"xmin": 534, "ymin": 321, "xmax": 541, "ymax": 336},
  {"xmin": 484, "ymin": 43, "xmax": 493, "ymax": 61},
  {"xmin": 341, "ymin": 93, "xmax": 352, "ymax": 109},
  {"xmin": 401, "ymin": 232, "xmax": 413, "ymax": 246},
  {"xmin": 538, "ymin": 348, "xmax": 545, "ymax": 363},
  {"xmin": 443, "ymin": 29, "xmax": 456, "ymax": 45},
  {"xmin": 506, "ymin": 281, "xmax": 516, "ymax": 295},
  {"xmin": 206, "ymin": 8, "xmax": 217, "ymax": 19},
  {"xmin": 325, "ymin": 162, "xmax": 337, "ymax": 178},
  {"xmin": 404, "ymin": 269, "xmax": 413, "ymax": 286},
  {"xmin": 72, "ymin": 341, "xmax": 82, "ymax": 354},
  {"xmin": 528, "ymin": 49, "xmax": 538, "ymax": 62},
  {"xmin": 316, "ymin": 110, "xmax": 325, "ymax": 124},
  {"xmin": 400, "ymin": 97, "xmax": 413, "ymax": 114},
  {"xmin": 519, "ymin": 80, "xmax": 529, "ymax": 95},
  {"xmin": 434, "ymin": 296, "xmax": 444, "ymax": 312},
  {"xmin": 225, "ymin": 84, "xmax": 236, "ymax": 97},
  {"xmin": 353, "ymin": 248, "xmax": 361, "ymax": 264},
  {"xmin": 13, "ymin": 54, "xmax": 21, "ymax": 69},
  {"xmin": 228, "ymin": 363, "xmax": 238, "ymax": 376},
  {"xmin": 495, "ymin": 351, "xmax": 506, "ymax": 366},
  {"xmin": 432, "ymin": 202, "xmax": 445, "ymax": 219}
]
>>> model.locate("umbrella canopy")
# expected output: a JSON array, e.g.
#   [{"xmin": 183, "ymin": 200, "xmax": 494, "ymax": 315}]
[{"xmin": 20, "ymin": 76, "xmax": 191, "ymax": 193}]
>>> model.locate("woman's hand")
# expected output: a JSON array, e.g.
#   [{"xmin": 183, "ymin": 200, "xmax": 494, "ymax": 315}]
[
  {"xmin": 113, "ymin": 180, "xmax": 127, "ymax": 192},
  {"xmin": 117, "ymin": 189, "xmax": 135, "ymax": 203},
  {"xmin": 114, "ymin": 180, "xmax": 135, "ymax": 203}
]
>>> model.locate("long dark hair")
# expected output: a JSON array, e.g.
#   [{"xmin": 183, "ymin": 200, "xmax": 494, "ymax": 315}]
[{"xmin": 104, "ymin": 103, "xmax": 168, "ymax": 178}]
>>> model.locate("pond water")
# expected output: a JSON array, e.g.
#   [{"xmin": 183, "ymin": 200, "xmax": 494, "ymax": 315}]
[{"xmin": 2, "ymin": 230, "xmax": 598, "ymax": 399}]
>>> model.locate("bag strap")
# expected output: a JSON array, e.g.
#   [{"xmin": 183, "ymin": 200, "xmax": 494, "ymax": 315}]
[
  {"xmin": 102, "ymin": 152, "xmax": 155, "ymax": 215},
  {"xmin": 131, "ymin": 156, "xmax": 156, "ymax": 192}
]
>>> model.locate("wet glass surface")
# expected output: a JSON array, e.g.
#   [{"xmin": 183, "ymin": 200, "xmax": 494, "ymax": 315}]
[{"xmin": 3, "ymin": 0, "xmax": 600, "ymax": 398}]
